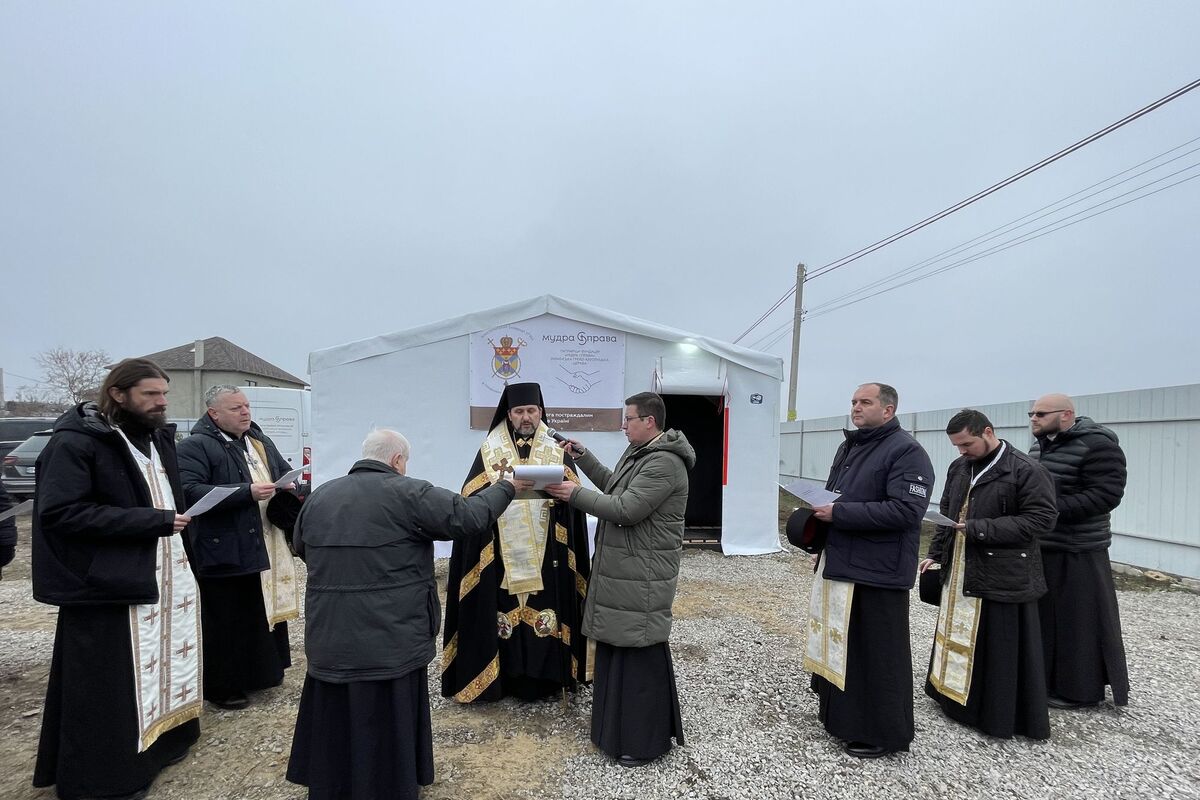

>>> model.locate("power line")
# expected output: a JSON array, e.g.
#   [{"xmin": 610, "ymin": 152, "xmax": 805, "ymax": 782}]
[
  {"xmin": 746, "ymin": 138, "xmax": 1200, "ymax": 350},
  {"xmin": 800, "ymin": 169, "xmax": 1200, "ymax": 326},
  {"xmin": 732, "ymin": 76, "xmax": 1200, "ymax": 343},
  {"xmin": 804, "ymin": 142, "xmax": 1200, "ymax": 315}
]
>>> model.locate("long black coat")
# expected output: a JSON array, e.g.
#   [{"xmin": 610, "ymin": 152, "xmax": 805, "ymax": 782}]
[
  {"xmin": 31, "ymin": 403, "xmax": 183, "ymax": 606},
  {"xmin": 176, "ymin": 415, "xmax": 292, "ymax": 577},
  {"xmin": 928, "ymin": 441, "xmax": 1057, "ymax": 603}
]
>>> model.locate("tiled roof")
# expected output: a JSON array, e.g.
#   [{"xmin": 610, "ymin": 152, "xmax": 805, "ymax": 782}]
[{"xmin": 135, "ymin": 337, "xmax": 307, "ymax": 385}]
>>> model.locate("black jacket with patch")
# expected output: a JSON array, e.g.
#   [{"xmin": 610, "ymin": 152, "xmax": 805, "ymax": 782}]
[{"xmin": 822, "ymin": 418, "xmax": 935, "ymax": 590}]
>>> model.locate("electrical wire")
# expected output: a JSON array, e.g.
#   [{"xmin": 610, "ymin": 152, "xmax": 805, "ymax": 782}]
[
  {"xmin": 805, "ymin": 143, "xmax": 1200, "ymax": 315},
  {"xmin": 745, "ymin": 139, "xmax": 1200, "ymax": 349},
  {"xmin": 801, "ymin": 169, "xmax": 1200, "ymax": 325},
  {"xmin": 732, "ymin": 77, "xmax": 1200, "ymax": 343}
]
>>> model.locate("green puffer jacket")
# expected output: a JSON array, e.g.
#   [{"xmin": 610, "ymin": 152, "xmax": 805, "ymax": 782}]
[{"xmin": 570, "ymin": 430, "xmax": 696, "ymax": 648}]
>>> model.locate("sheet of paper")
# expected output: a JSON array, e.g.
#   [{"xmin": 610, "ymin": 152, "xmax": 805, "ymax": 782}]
[
  {"xmin": 0, "ymin": 499, "xmax": 33, "ymax": 523},
  {"xmin": 182, "ymin": 486, "xmax": 239, "ymax": 517},
  {"xmin": 924, "ymin": 508, "xmax": 959, "ymax": 527},
  {"xmin": 512, "ymin": 464, "xmax": 565, "ymax": 490},
  {"xmin": 273, "ymin": 467, "xmax": 306, "ymax": 489},
  {"xmin": 780, "ymin": 479, "xmax": 840, "ymax": 508}
]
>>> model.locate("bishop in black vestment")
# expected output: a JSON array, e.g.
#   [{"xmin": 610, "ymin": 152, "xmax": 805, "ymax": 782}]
[{"xmin": 441, "ymin": 382, "xmax": 593, "ymax": 702}]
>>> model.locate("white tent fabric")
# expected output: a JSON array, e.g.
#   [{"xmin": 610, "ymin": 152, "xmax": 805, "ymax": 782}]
[{"xmin": 307, "ymin": 295, "xmax": 783, "ymax": 556}]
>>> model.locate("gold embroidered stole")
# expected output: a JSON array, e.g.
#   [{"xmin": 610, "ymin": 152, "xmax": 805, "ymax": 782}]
[
  {"xmin": 245, "ymin": 438, "xmax": 300, "ymax": 628},
  {"xmin": 928, "ymin": 497, "xmax": 984, "ymax": 705},
  {"xmin": 803, "ymin": 555, "xmax": 855, "ymax": 690},
  {"xmin": 116, "ymin": 430, "xmax": 202, "ymax": 752},
  {"xmin": 481, "ymin": 422, "xmax": 563, "ymax": 604}
]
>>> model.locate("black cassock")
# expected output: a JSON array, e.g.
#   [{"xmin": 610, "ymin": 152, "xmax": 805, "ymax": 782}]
[
  {"xmin": 34, "ymin": 605, "xmax": 200, "ymax": 799},
  {"xmin": 813, "ymin": 585, "xmax": 915, "ymax": 753},
  {"xmin": 441, "ymin": 438, "xmax": 592, "ymax": 702},
  {"xmin": 195, "ymin": 573, "xmax": 291, "ymax": 702}
]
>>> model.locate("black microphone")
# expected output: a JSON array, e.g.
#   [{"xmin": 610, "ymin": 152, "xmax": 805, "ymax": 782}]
[{"xmin": 545, "ymin": 427, "xmax": 582, "ymax": 456}]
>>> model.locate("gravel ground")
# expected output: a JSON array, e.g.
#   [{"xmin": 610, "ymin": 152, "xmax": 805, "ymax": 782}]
[{"xmin": 2, "ymin": 514, "xmax": 1198, "ymax": 800}]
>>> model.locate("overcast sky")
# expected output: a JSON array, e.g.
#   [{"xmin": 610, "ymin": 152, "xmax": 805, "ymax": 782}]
[{"xmin": 3, "ymin": 2, "xmax": 1197, "ymax": 419}]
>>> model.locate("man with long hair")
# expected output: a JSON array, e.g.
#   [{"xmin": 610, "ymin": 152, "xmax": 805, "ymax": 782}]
[{"xmin": 32, "ymin": 358, "xmax": 201, "ymax": 800}]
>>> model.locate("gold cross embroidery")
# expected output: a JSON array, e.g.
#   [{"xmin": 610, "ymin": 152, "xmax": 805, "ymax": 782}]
[
  {"xmin": 176, "ymin": 640, "xmax": 195, "ymax": 659},
  {"xmin": 490, "ymin": 457, "xmax": 511, "ymax": 476},
  {"xmin": 142, "ymin": 608, "xmax": 160, "ymax": 624}
]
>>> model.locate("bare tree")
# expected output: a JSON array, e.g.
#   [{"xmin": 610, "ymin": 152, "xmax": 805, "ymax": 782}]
[{"xmin": 34, "ymin": 347, "xmax": 111, "ymax": 404}]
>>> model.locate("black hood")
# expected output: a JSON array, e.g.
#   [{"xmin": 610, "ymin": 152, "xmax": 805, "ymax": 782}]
[{"xmin": 51, "ymin": 402, "xmax": 177, "ymax": 441}]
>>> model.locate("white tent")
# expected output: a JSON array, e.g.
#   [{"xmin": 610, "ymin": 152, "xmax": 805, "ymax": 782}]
[{"xmin": 307, "ymin": 295, "xmax": 783, "ymax": 555}]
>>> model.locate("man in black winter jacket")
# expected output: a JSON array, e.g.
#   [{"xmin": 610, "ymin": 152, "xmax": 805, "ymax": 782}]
[
  {"xmin": 1029, "ymin": 393, "xmax": 1130, "ymax": 709},
  {"xmin": 807, "ymin": 383, "xmax": 934, "ymax": 758},
  {"xmin": 177, "ymin": 385, "xmax": 299, "ymax": 711},
  {"xmin": 921, "ymin": 409, "xmax": 1057, "ymax": 739},
  {"xmin": 31, "ymin": 358, "xmax": 200, "ymax": 800},
  {"xmin": 286, "ymin": 428, "xmax": 521, "ymax": 800}
]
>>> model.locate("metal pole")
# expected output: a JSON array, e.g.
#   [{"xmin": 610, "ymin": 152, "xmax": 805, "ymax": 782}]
[{"xmin": 786, "ymin": 262, "xmax": 806, "ymax": 422}]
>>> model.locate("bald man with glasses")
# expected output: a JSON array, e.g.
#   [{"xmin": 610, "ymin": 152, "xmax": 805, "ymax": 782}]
[{"xmin": 1028, "ymin": 394, "xmax": 1130, "ymax": 710}]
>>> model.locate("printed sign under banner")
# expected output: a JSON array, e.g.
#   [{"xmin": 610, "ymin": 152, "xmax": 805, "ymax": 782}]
[{"xmin": 469, "ymin": 315, "xmax": 626, "ymax": 431}]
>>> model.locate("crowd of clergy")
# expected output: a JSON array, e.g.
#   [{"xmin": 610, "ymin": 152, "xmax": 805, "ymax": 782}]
[{"xmin": 15, "ymin": 356, "xmax": 1129, "ymax": 800}]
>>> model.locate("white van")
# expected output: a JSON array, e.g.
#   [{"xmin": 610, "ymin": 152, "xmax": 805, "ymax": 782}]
[{"xmin": 239, "ymin": 386, "xmax": 313, "ymax": 487}]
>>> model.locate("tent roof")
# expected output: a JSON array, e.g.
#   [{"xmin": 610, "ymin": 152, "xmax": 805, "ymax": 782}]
[{"xmin": 309, "ymin": 295, "xmax": 783, "ymax": 380}]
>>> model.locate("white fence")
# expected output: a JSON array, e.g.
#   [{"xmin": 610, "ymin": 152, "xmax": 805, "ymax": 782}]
[{"xmin": 780, "ymin": 383, "xmax": 1200, "ymax": 579}]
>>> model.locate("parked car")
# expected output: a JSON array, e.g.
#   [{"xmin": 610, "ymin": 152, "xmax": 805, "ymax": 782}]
[
  {"xmin": 2, "ymin": 430, "xmax": 51, "ymax": 500},
  {"xmin": 0, "ymin": 417, "xmax": 57, "ymax": 461}
]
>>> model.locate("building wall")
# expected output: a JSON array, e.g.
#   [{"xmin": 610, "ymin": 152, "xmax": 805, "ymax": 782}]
[
  {"xmin": 781, "ymin": 384, "xmax": 1200, "ymax": 579},
  {"xmin": 165, "ymin": 369, "xmax": 306, "ymax": 420}
]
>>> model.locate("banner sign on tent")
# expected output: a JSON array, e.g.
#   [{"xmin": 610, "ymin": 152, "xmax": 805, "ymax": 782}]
[{"xmin": 469, "ymin": 315, "xmax": 626, "ymax": 431}]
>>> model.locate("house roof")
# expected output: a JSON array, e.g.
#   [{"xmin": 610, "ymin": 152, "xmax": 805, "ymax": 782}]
[
  {"xmin": 308, "ymin": 295, "xmax": 783, "ymax": 379},
  {"xmin": 138, "ymin": 337, "xmax": 308, "ymax": 385}
]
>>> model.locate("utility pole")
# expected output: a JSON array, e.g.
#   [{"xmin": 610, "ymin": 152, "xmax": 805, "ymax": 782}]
[{"xmin": 786, "ymin": 262, "xmax": 806, "ymax": 422}]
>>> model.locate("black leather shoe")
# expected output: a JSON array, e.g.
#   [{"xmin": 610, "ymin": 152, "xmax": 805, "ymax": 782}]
[
  {"xmin": 1047, "ymin": 695, "xmax": 1098, "ymax": 710},
  {"xmin": 844, "ymin": 741, "xmax": 890, "ymax": 759},
  {"xmin": 209, "ymin": 692, "xmax": 249, "ymax": 710},
  {"xmin": 166, "ymin": 749, "xmax": 190, "ymax": 766},
  {"xmin": 617, "ymin": 754, "xmax": 652, "ymax": 768}
]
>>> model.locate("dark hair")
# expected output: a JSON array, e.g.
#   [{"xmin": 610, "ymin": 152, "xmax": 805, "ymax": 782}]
[
  {"xmin": 626, "ymin": 391, "xmax": 666, "ymax": 430},
  {"xmin": 946, "ymin": 408, "xmax": 993, "ymax": 437},
  {"xmin": 863, "ymin": 382, "xmax": 898, "ymax": 410},
  {"xmin": 98, "ymin": 358, "xmax": 169, "ymax": 418}
]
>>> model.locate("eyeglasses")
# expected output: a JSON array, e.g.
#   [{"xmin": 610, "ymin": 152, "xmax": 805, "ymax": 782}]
[
  {"xmin": 622, "ymin": 414, "xmax": 649, "ymax": 423},
  {"xmin": 1027, "ymin": 409, "xmax": 1068, "ymax": 419}
]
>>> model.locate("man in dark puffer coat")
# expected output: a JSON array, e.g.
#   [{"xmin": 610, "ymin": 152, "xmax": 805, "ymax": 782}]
[{"xmin": 1028, "ymin": 393, "xmax": 1129, "ymax": 709}]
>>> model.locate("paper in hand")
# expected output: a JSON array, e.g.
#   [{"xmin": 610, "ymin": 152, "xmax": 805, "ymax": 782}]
[
  {"xmin": 273, "ymin": 467, "xmax": 306, "ymax": 489},
  {"xmin": 182, "ymin": 486, "xmax": 239, "ymax": 517},
  {"xmin": 512, "ymin": 465, "xmax": 565, "ymax": 490},
  {"xmin": 0, "ymin": 499, "xmax": 33, "ymax": 523},
  {"xmin": 924, "ymin": 508, "xmax": 959, "ymax": 527},
  {"xmin": 781, "ymin": 479, "xmax": 840, "ymax": 508}
]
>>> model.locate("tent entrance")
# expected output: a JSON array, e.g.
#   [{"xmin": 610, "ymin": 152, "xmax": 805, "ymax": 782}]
[{"xmin": 661, "ymin": 394, "xmax": 724, "ymax": 549}]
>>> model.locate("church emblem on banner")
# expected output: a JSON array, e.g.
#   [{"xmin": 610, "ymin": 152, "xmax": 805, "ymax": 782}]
[{"xmin": 490, "ymin": 336, "xmax": 526, "ymax": 381}]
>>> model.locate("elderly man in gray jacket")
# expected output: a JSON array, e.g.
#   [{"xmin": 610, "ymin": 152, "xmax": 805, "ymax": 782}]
[
  {"xmin": 546, "ymin": 391, "xmax": 696, "ymax": 768},
  {"xmin": 286, "ymin": 429, "xmax": 521, "ymax": 800}
]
